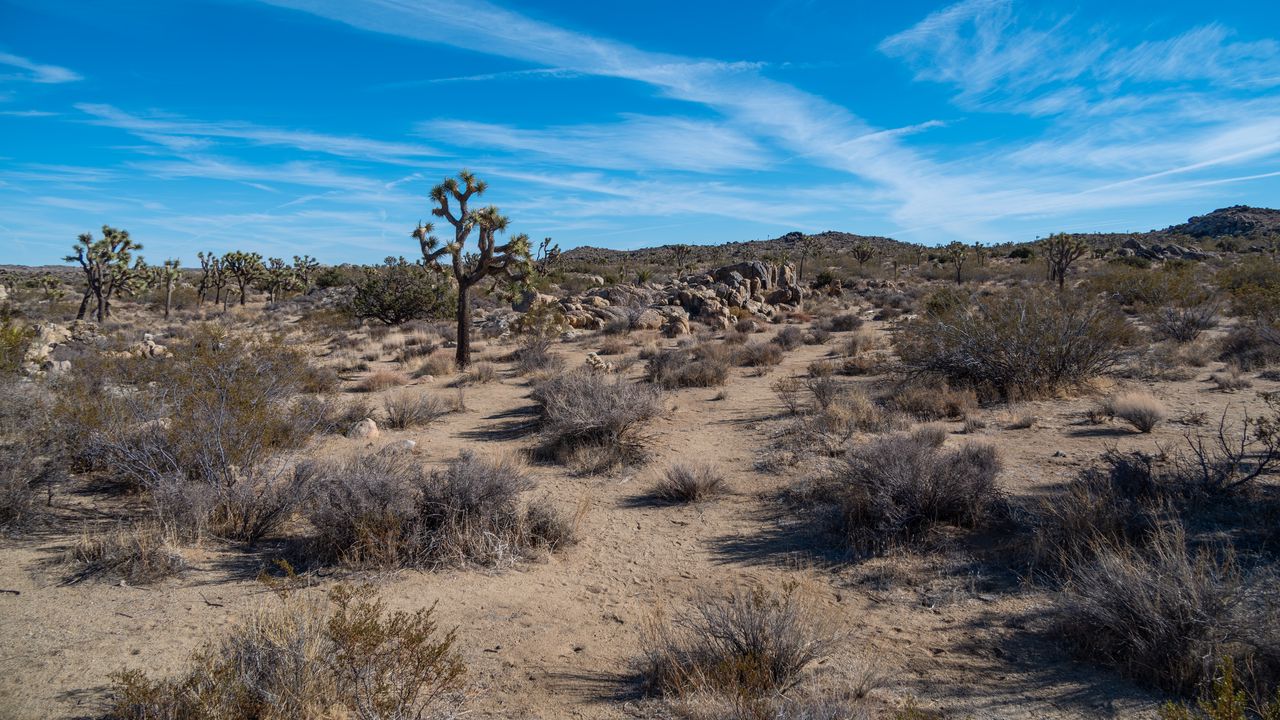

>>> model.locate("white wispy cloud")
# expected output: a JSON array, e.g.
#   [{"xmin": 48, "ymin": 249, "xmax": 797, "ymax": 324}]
[
  {"xmin": 0, "ymin": 52, "xmax": 82, "ymax": 84},
  {"xmin": 75, "ymin": 103, "xmax": 443, "ymax": 165}
]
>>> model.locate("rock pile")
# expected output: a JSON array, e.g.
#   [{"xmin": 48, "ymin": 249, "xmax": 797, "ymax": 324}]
[{"xmin": 1117, "ymin": 239, "xmax": 1215, "ymax": 262}]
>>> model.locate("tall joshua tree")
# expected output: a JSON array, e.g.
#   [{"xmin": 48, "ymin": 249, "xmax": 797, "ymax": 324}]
[
  {"xmin": 850, "ymin": 241, "xmax": 875, "ymax": 270},
  {"xmin": 222, "ymin": 251, "xmax": 263, "ymax": 306},
  {"xmin": 796, "ymin": 234, "xmax": 823, "ymax": 282},
  {"xmin": 153, "ymin": 259, "xmax": 182, "ymax": 319},
  {"xmin": 260, "ymin": 257, "xmax": 300, "ymax": 303},
  {"xmin": 943, "ymin": 241, "xmax": 968, "ymax": 285},
  {"xmin": 65, "ymin": 225, "xmax": 143, "ymax": 322},
  {"xmin": 1042, "ymin": 233, "xmax": 1088, "ymax": 290},
  {"xmin": 292, "ymin": 254, "xmax": 320, "ymax": 291},
  {"xmin": 414, "ymin": 170, "xmax": 532, "ymax": 368}
]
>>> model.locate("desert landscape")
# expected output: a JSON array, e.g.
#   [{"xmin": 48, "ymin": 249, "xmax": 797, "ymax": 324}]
[
  {"xmin": 4, "ymin": 1, "xmax": 1280, "ymax": 718},
  {"xmin": 1, "ymin": 195, "xmax": 1279, "ymax": 719}
]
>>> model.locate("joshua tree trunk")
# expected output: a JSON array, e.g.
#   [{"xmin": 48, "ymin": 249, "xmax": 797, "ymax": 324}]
[
  {"xmin": 455, "ymin": 288, "xmax": 472, "ymax": 368},
  {"xmin": 76, "ymin": 289, "xmax": 91, "ymax": 320},
  {"xmin": 164, "ymin": 283, "xmax": 173, "ymax": 319},
  {"xmin": 238, "ymin": 280, "xmax": 248, "ymax": 305}
]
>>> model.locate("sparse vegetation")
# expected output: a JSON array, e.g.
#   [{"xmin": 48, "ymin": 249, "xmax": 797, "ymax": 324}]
[
  {"xmin": 532, "ymin": 370, "xmax": 663, "ymax": 471},
  {"xmin": 651, "ymin": 462, "xmax": 726, "ymax": 503}
]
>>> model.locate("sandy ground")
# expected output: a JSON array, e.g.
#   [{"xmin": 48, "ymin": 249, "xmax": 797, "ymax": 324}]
[{"xmin": 1, "ymin": 317, "xmax": 1275, "ymax": 720}]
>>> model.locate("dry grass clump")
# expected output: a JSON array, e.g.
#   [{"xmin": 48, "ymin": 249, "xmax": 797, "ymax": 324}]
[
  {"xmin": 735, "ymin": 342, "xmax": 784, "ymax": 368},
  {"xmin": 895, "ymin": 289, "xmax": 1131, "ymax": 399},
  {"xmin": 769, "ymin": 378, "xmax": 905, "ymax": 461},
  {"xmin": 825, "ymin": 313, "xmax": 864, "ymax": 332},
  {"xmin": 107, "ymin": 584, "xmax": 465, "ymax": 720},
  {"xmin": 0, "ymin": 443, "xmax": 55, "ymax": 533},
  {"xmin": 65, "ymin": 523, "xmax": 186, "ymax": 584},
  {"xmin": 598, "ymin": 337, "xmax": 630, "ymax": 356},
  {"xmin": 1105, "ymin": 391, "xmax": 1168, "ymax": 433},
  {"xmin": 635, "ymin": 585, "xmax": 837, "ymax": 706},
  {"xmin": 651, "ymin": 463, "xmax": 726, "ymax": 504},
  {"xmin": 1053, "ymin": 526, "xmax": 1280, "ymax": 697},
  {"xmin": 1210, "ymin": 364, "xmax": 1253, "ymax": 392},
  {"xmin": 356, "ymin": 368, "xmax": 409, "ymax": 393},
  {"xmin": 533, "ymin": 370, "xmax": 664, "ymax": 472},
  {"xmin": 646, "ymin": 344, "xmax": 732, "ymax": 389},
  {"xmin": 886, "ymin": 382, "xmax": 977, "ymax": 420},
  {"xmin": 382, "ymin": 391, "xmax": 448, "ymax": 429},
  {"xmin": 304, "ymin": 451, "xmax": 573, "ymax": 569},
  {"xmin": 772, "ymin": 326, "xmax": 805, "ymax": 351},
  {"xmin": 797, "ymin": 429, "xmax": 1003, "ymax": 555},
  {"xmin": 413, "ymin": 351, "xmax": 457, "ymax": 379},
  {"xmin": 511, "ymin": 337, "xmax": 565, "ymax": 376},
  {"xmin": 455, "ymin": 360, "xmax": 497, "ymax": 386}
]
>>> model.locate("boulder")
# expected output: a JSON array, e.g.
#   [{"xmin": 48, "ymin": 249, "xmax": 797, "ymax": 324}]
[
  {"xmin": 347, "ymin": 418, "xmax": 380, "ymax": 440},
  {"xmin": 633, "ymin": 308, "xmax": 664, "ymax": 330}
]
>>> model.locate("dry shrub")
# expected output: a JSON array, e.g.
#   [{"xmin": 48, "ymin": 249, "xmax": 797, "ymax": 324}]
[
  {"xmin": 826, "ymin": 313, "xmax": 864, "ymax": 332},
  {"xmin": 770, "ymin": 380, "xmax": 905, "ymax": 461},
  {"xmin": 651, "ymin": 463, "xmax": 726, "ymax": 504},
  {"xmin": 1054, "ymin": 526, "xmax": 1280, "ymax": 696},
  {"xmin": 357, "ymin": 368, "xmax": 409, "ymax": 393},
  {"xmin": 414, "ymin": 351, "xmax": 457, "ymax": 379},
  {"xmin": 736, "ymin": 342, "xmax": 784, "ymax": 368},
  {"xmin": 800, "ymin": 430, "xmax": 1003, "ymax": 554},
  {"xmin": 772, "ymin": 326, "xmax": 805, "ymax": 351},
  {"xmin": 533, "ymin": 370, "xmax": 663, "ymax": 472},
  {"xmin": 887, "ymin": 382, "xmax": 977, "ymax": 420},
  {"xmin": 1149, "ymin": 304, "xmax": 1219, "ymax": 343},
  {"xmin": 636, "ymin": 585, "xmax": 837, "ymax": 702},
  {"xmin": 304, "ymin": 451, "xmax": 573, "ymax": 569},
  {"xmin": 895, "ymin": 289, "xmax": 1131, "ymax": 399},
  {"xmin": 460, "ymin": 361, "xmax": 497, "ymax": 385},
  {"xmin": 511, "ymin": 337, "xmax": 565, "ymax": 376},
  {"xmin": 1210, "ymin": 364, "xmax": 1253, "ymax": 392},
  {"xmin": 107, "ymin": 584, "xmax": 465, "ymax": 720},
  {"xmin": 598, "ymin": 337, "xmax": 630, "ymax": 356},
  {"xmin": 1219, "ymin": 325, "xmax": 1280, "ymax": 370},
  {"xmin": 841, "ymin": 330, "xmax": 878, "ymax": 357},
  {"xmin": 0, "ymin": 443, "xmax": 56, "ymax": 533},
  {"xmin": 65, "ymin": 523, "xmax": 186, "ymax": 584},
  {"xmin": 646, "ymin": 344, "xmax": 731, "ymax": 389},
  {"xmin": 383, "ymin": 391, "xmax": 448, "ymax": 429},
  {"xmin": 805, "ymin": 328, "xmax": 832, "ymax": 346},
  {"xmin": 1106, "ymin": 391, "xmax": 1167, "ymax": 433}
]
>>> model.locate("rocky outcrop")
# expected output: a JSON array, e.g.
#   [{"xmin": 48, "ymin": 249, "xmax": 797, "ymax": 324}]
[
  {"xmin": 1168, "ymin": 206, "xmax": 1280, "ymax": 238},
  {"xmin": 1117, "ymin": 239, "xmax": 1215, "ymax": 262}
]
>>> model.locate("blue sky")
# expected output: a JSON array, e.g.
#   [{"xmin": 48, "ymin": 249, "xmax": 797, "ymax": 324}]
[{"xmin": 1, "ymin": 0, "xmax": 1278, "ymax": 266}]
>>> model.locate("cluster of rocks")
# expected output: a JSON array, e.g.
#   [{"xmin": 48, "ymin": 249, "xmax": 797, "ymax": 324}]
[
  {"xmin": 496, "ymin": 261, "xmax": 805, "ymax": 337},
  {"xmin": 19, "ymin": 320, "xmax": 167, "ymax": 377},
  {"xmin": 1116, "ymin": 238, "xmax": 1215, "ymax": 262}
]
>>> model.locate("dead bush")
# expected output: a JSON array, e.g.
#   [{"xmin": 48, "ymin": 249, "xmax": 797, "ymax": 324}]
[
  {"xmin": 533, "ymin": 370, "xmax": 663, "ymax": 471},
  {"xmin": 1053, "ymin": 526, "xmax": 1280, "ymax": 696},
  {"xmin": 1107, "ymin": 391, "xmax": 1168, "ymax": 433},
  {"xmin": 106, "ymin": 584, "xmax": 466, "ymax": 720},
  {"xmin": 304, "ymin": 451, "xmax": 572, "ymax": 569},
  {"xmin": 651, "ymin": 463, "xmax": 726, "ymax": 503},
  {"xmin": 826, "ymin": 313, "xmax": 864, "ymax": 332},
  {"xmin": 1149, "ymin": 304, "xmax": 1219, "ymax": 343},
  {"xmin": 1210, "ymin": 364, "xmax": 1253, "ymax": 392},
  {"xmin": 356, "ymin": 368, "xmax": 409, "ymax": 392},
  {"xmin": 886, "ymin": 382, "xmax": 977, "ymax": 420},
  {"xmin": 0, "ymin": 443, "xmax": 55, "ymax": 533},
  {"xmin": 636, "ymin": 584, "xmax": 837, "ymax": 701},
  {"xmin": 735, "ymin": 342, "xmax": 784, "ymax": 368},
  {"xmin": 646, "ymin": 344, "xmax": 731, "ymax": 389},
  {"xmin": 598, "ymin": 337, "xmax": 630, "ymax": 356},
  {"xmin": 773, "ymin": 326, "xmax": 805, "ymax": 351},
  {"xmin": 383, "ymin": 391, "xmax": 448, "ymax": 429},
  {"xmin": 800, "ymin": 430, "xmax": 1003, "ymax": 554},
  {"xmin": 895, "ymin": 289, "xmax": 1132, "ymax": 399},
  {"xmin": 511, "ymin": 337, "xmax": 565, "ymax": 376},
  {"xmin": 65, "ymin": 523, "xmax": 186, "ymax": 584},
  {"xmin": 414, "ymin": 351, "xmax": 457, "ymax": 378},
  {"xmin": 1218, "ymin": 325, "xmax": 1280, "ymax": 371}
]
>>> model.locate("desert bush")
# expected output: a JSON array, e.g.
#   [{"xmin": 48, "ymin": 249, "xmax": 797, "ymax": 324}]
[
  {"xmin": 532, "ymin": 370, "xmax": 663, "ymax": 471},
  {"xmin": 1217, "ymin": 255, "xmax": 1280, "ymax": 321},
  {"xmin": 1210, "ymin": 364, "xmax": 1253, "ymax": 392},
  {"xmin": 800, "ymin": 430, "xmax": 1003, "ymax": 554},
  {"xmin": 805, "ymin": 328, "xmax": 832, "ymax": 345},
  {"xmin": 106, "ymin": 584, "xmax": 466, "ymax": 720},
  {"xmin": 1054, "ymin": 526, "xmax": 1280, "ymax": 696},
  {"xmin": 1106, "ymin": 391, "xmax": 1167, "ymax": 433},
  {"xmin": 651, "ymin": 462, "xmax": 726, "ymax": 503},
  {"xmin": 356, "ymin": 368, "xmax": 408, "ymax": 392},
  {"xmin": 636, "ymin": 585, "xmax": 837, "ymax": 700},
  {"xmin": 509, "ymin": 337, "xmax": 563, "ymax": 376},
  {"xmin": 735, "ymin": 342, "xmax": 784, "ymax": 368},
  {"xmin": 305, "ymin": 451, "xmax": 572, "ymax": 569},
  {"xmin": 1149, "ymin": 304, "xmax": 1219, "ymax": 343},
  {"xmin": 383, "ymin": 391, "xmax": 448, "ymax": 429},
  {"xmin": 646, "ymin": 344, "xmax": 731, "ymax": 389},
  {"xmin": 348, "ymin": 256, "xmax": 454, "ymax": 325},
  {"xmin": 773, "ymin": 326, "xmax": 805, "ymax": 351},
  {"xmin": 414, "ymin": 351, "xmax": 457, "ymax": 378},
  {"xmin": 0, "ymin": 318, "xmax": 34, "ymax": 376},
  {"xmin": 599, "ymin": 337, "xmax": 630, "ymax": 356},
  {"xmin": 0, "ymin": 443, "xmax": 56, "ymax": 533},
  {"xmin": 895, "ymin": 289, "xmax": 1131, "ymax": 399},
  {"xmin": 1218, "ymin": 325, "xmax": 1280, "ymax": 370},
  {"xmin": 1159, "ymin": 657, "xmax": 1280, "ymax": 720},
  {"xmin": 886, "ymin": 382, "xmax": 977, "ymax": 420},
  {"xmin": 456, "ymin": 360, "xmax": 497, "ymax": 385},
  {"xmin": 826, "ymin": 313, "xmax": 864, "ymax": 332},
  {"xmin": 65, "ymin": 523, "xmax": 186, "ymax": 584}
]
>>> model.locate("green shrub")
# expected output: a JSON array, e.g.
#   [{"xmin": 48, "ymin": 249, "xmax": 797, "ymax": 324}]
[
  {"xmin": 349, "ymin": 256, "xmax": 454, "ymax": 325},
  {"xmin": 0, "ymin": 318, "xmax": 33, "ymax": 375}
]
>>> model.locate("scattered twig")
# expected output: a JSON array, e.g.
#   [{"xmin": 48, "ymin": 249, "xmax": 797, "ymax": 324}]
[{"xmin": 0, "ymin": 589, "xmax": 19, "ymax": 596}]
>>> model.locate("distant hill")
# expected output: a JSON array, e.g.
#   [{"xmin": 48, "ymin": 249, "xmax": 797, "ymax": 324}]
[
  {"xmin": 1165, "ymin": 205, "xmax": 1280, "ymax": 238},
  {"xmin": 560, "ymin": 229, "xmax": 916, "ymax": 269}
]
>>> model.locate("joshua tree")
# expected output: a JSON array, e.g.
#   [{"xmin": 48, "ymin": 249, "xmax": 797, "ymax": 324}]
[
  {"xmin": 260, "ymin": 257, "xmax": 300, "ymax": 303},
  {"xmin": 972, "ymin": 241, "xmax": 989, "ymax": 267},
  {"xmin": 222, "ymin": 251, "xmax": 263, "ymax": 306},
  {"xmin": 152, "ymin": 259, "xmax": 182, "ymax": 319},
  {"xmin": 414, "ymin": 170, "xmax": 533, "ymax": 368},
  {"xmin": 291, "ymin": 254, "xmax": 320, "ymax": 291},
  {"xmin": 850, "ymin": 241, "xmax": 875, "ymax": 270},
  {"xmin": 669, "ymin": 244, "xmax": 693, "ymax": 275},
  {"xmin": 912, "ymin": 244, "xmax": 928, "ymax": 267},
  {"xmin": 796, "ymin": 234, "xmax": 823, "ymax": 282},
  {"xmin": 534, "ymin": 237, "xmax": 560, "ymax": 274},
  {"xmin": 1042, "ymin": 233, "xmax": 1089, "ymax": 290},
  {"xmin": 65, "ymin": 225, "xmax": 144, "ymax": 322},
  {"xmin": 943, "ymin": 241, "xmax": 968, "ymax": 285}
]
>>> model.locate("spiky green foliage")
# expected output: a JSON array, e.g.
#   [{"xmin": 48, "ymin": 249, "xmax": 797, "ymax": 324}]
[
  {"xmin": 221, "ymin": 250, "xmax": 264, "ymax": 306},
  {"xmin": 291, "ymin": 254, "xmax": 320, "ymax": 291},
  {"xmin": 414, "ymin": 170, "xmax": 533, "ymax": 368},
  {"xmin": 259, "ymin": 257, "xmax": 301, "ymax": 303},
  {"xmin": 850, "ymin": 241, "xmax": 875, "ymax": 269},
  {"xmin": 65, "ymin": 225, "xmax": 145, "ymax": 322},
  {"xmin": 1042, "ymin": 233, "xmax": 1089, "ymax": 289}
]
